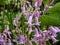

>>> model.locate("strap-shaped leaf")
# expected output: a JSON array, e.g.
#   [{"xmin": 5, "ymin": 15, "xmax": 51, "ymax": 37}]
[
  {"xmin": 39, "ymin": 15, "xmax": 60, "ymax": 26},
  {"xmin": 45, "ymin": 2, "xmax": 60, "ymax": 19}
]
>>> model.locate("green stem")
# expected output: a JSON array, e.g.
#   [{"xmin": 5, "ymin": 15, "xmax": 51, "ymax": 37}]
[
  {"xmin": 48, "ymin": 41, "xmax": 51, "ymax": 45},
  {"xmin": 21, "ymin": 15, "xmax": 25, "ymax": 35},
  {"xmin": 44, "ymin": 39, "xmax": 46, "ymax": 45},
  {"xmin": 36, "ymin": 41, "xmax": 38, "ymax": 45}
]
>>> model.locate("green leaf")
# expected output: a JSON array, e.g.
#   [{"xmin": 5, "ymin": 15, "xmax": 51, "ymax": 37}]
[
  {"xmin": 54, "ymin": 0, "xmax": 60, "ymax": 4},
  {"xmin": 43, "ymin": 0, "xmax": 49, "ymax": 5},
  {"xmin": 45, "ymin": 2, "xmax": 60, "ymax": 19},
  {"xmin": 0, "ymin": 0, "xmax": 11, "ymax": 5},
  {"xmin": 39, "ymin": 15, "xmax": 60, "ymax": 26}
]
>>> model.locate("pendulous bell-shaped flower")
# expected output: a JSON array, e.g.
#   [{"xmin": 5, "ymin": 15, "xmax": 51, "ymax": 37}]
[
  {"xmin": 7, "ymin": 39, "xmax": 12, "ymax": 45},
  {"xmin": 50, "ymin": 36, "xmax": 58, "ymax": 44},
  {"xmin": 19, "ymin": 30, "xmax": 26, "ymax": 44},
  {"xmin": 34, "ymin": 1, "xmax": 38, "ymax": 8},
  {"xmin": 0, "ymin": 36, "xmax": 5, "ymax": 45},
  {"xmin": 13, "ymin": 36, "xmax": 19, "ymax": 43},
  {"xmin": 13, "ymin": 16, "xmax": 18, "ymax": 26},
  {"xmin": 33, "ymin": 10, "xmax": 40, "ymax": 25},
  {"xmin": 21, "ymin": 6, "xmax": 26, "ymax": 14},
  {"xmin": 25, "ymin": 12, "xmax": 33, "ymax": 26},
  {"xmin": 54, "ymin": 27, "xmax": 60, "ymax": 32},
  {"xmin": 38, "ymin": 0, "xmax": 43, "ymax": 7},
  {"xmin": 3, "ymin": 25, "xmax": 11, "ymax": 39},
  {"xmin": 48, "ymin": 26, "xmax": 58, "ymax": 37},
  {"xmin": 19, "ymin": 35, "xmax": 26, "ymax": 44},
  {"xmin": 34, "ymin": 28, "xmax": 40, "ymax": 37}
]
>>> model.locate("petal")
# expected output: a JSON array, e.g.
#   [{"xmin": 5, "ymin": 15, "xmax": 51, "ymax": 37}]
[
  {"xmin": 34, "ymin": 28, "xmax": 40, "ymax": 37},
  {"xmin": 50, "ymin": 36, "xmax": 58, "ymax": 44}
]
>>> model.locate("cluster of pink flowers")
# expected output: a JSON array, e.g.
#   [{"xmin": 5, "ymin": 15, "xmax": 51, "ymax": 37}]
[
  {"xmin": 0, "ymin": 25, "xmax": 60, "ymax": 45},
  {"xmin": 0, "ymin": 25, "xmax": 12, "ymax": 45},
  {"xmin": 0, "ymin": 0, "xmax": 59, "ymax": 45},
  {"xmin": 32, "ymin": 26, "xmax": 60, "ymax": 45}
]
